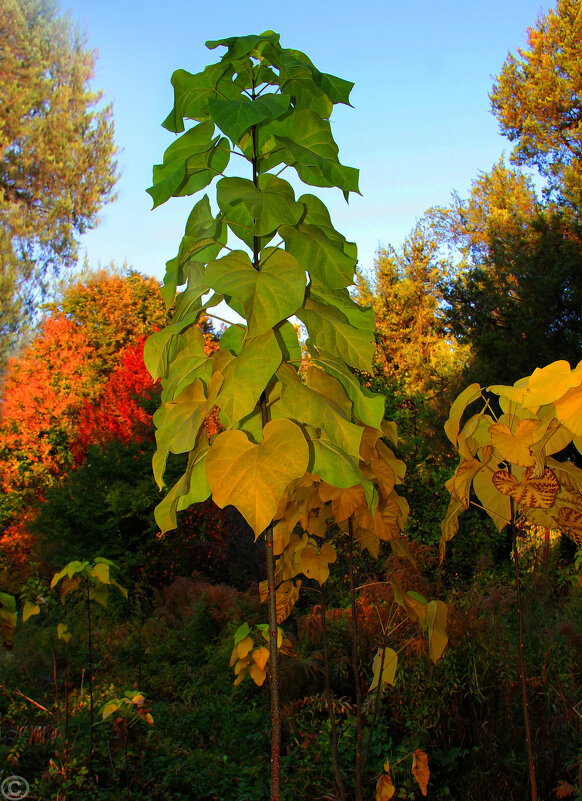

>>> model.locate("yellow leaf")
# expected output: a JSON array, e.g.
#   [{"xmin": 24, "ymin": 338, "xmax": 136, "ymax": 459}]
[
  {"xmin": 444, "ymin": 383, "xmax": 482, "ymax": 445},
  {"xmin": 273, "ymin": 521, "xmax": 292, "ymax": 555},
  {"xmin": 492, "ymin": 467, "xmax": 559, "ymax": 509},
  {"xmin": 553, "ymin": 384, "xmax": 582, "ymax": 436},
  {"xmin": 236, "ymin": 635, "xmax": 253, "ymax": 661},
  {"xmin": 249, "ymin": 660, "xmax": 267, "ymax": 686},
  {"xmin": 411, "ymin": 749, "xmax": 429, "ymax": 796},
  {"xmin": 369, "ymin": 646, "xmax": 398, "ymax": 690},
  {"xmin": 252, "ymin": 646, "xmax": 270, "ymax": 672},
  {"xmin": 445, "ymin": 459, "xmax": 483, "ymax": 510},
  {"xmin": 22, "ymin": 601, "xmax": 40, "ymax": 622},
  {"xmin": 440, "ymin": 496, "xmax": 464, "ymax": 556},
  {"xmin": 489, "ymin": 418, "xmax": 540, "ymax": 467},
  {"xmin": 275, "ymin": 580, "xmax": 301, "ymax": 623},
  {"xmin": 376, "ymin": 770, "xmax": 395, "ymax": 801},
  {"xmin": 523, "ymin": 361, "xmax": 582, "ymax": 408},
  {"xmin": 300, "ymin": 543, "xmax": 337, "ymax": 584},
  {"xmin": 473, "ymin": 469, "xmax": 511, "ymax": 531},
  {"xmin": 144, "ymin": 713, "xmax": 154, "ymax": 725},
  {"xmin": 426, "ymin": 600, "xmax": 448, "ymax": 663},
  {"xmin": 319, "ymin": 482, "xmax": 365, "ymax": 523},
  {"xmin": 205, "ymin": 418, "xmax": 309, "ymax": 536}
]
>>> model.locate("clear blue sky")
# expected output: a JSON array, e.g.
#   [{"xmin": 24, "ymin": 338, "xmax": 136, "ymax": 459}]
[{"xmin": 64, "ymin": 0, "xmax": 550, "ymax": 284}]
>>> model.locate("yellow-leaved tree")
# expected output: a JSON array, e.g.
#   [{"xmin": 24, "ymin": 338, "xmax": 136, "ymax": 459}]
[{"xmin": 442, "ymin": 358, "xmax": 582, "ymax": 801}]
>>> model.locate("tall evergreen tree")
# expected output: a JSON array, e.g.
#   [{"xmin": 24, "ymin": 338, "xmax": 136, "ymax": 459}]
[{"xmin": 0, "ymin": 0, "xmax": 118, "ymax": 363}]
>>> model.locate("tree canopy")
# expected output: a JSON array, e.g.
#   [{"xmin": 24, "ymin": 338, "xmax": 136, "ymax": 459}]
[
  {"xmin": 491, "ymin": 0, "xmax": 582, "ymax": 212},
  {"xmin": 0, "ymin": 0, "xmax": 118, "ymax": 362}
]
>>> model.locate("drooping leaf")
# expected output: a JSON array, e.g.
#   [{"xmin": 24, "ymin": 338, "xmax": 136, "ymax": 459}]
[
  {"xmin": 553, "ymin": 384, "xmax": 582, "ymax": 436},
  {"xmin": 22, "ymin": 601, "xmax": 40, "ymax": 622},
  {"xmin": 445, "ymin": 459, "xmax": 483, "ymax": 510},
  {"xmin": 205, "ymin": 418, "xmax": 309, "ymax": 536},
  {"xmin": 426, "ymin": 600, "xmax": 448, "ymax": 662},
  {"xmin": 444, "ymin": 383, "xmax": 482, "ymax": 446},
  {"xmin": 280, "ymin": 225, "xmax": 356, "ymax": 289},
  {"xmin": 411, "ymin": 750, "xmax": 430, "ymax": 797},
  {"xmin": 369, "ymin": 646, "xmax": 398, "ymax": 690},
  {"xmin": 376, "ymin": 767, "xmax": 396, "ymax": 801}
]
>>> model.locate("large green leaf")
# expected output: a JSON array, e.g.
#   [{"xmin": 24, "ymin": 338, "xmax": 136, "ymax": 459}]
[
  {"xmin": 262, "ymin": 109, "xmax": 359, "ymax": 196},
  {"xmin": 308, "ymin": 280, "xmax": 374, "ymax": 330},
  {"xmin": 206, "ymin": 31, "xmax": 280, "ymax": 61},
  {"xmin": 148, "ymin": 122, "xmax": 224, "ymax": 207},
  {"xmin": 205, "ymin": 249, "xmax": 306, "ymax": 337},
  {"xmin": 280, "ymin": 224, "xmax": 356, "ymax": 289},
  {"xmin": 309, "ymin": 348, "xmax": 384, "ymax": 428},
  {"xmin": 162, "ymin": 63, "xmax": 234, "ymax": 132},
  {"xmin": 275, "ymin": 363, "xmax": 362, "ymax": 459},
  {"xmin": 205, "ymin": 419, "xmax": 309, "ymax": 536},
  {"xmin": 216, "ymin": 328, "xmax": 282, "ymax": 424},
  {"xmin": 298, "ymin": 299, "xmax": 374, "ymax": 372},
  {"xmin": 209, "ymin": 94, "xmax": 290, "ymax": 143},
  {"xmin": 161, "ymin": 195, "xmax": 225, "ymax": 306},
  {"xmin": 217, "ymin": 174, "xmax": 303, "ymax": 242}
]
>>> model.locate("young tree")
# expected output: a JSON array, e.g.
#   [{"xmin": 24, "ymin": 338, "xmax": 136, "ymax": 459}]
[
  {"xmin": 0, "ymin": 0, "xmax": 118, "ymax": 362},
  {"xmin": 490, "ymin": 0, "xmax": 582, "ymax": 213},
  {"xmin": 145, "ymin": 32, "xmax": 448, "ymax": 801}
]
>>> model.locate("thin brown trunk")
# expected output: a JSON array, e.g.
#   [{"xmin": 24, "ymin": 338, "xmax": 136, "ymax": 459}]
[
  {"xmin": 320, "ymin": 588, "xmax": 346, "ymax": 801},
  {"xmin": 512, "ymin": 507, "xmax": 538, "ymax": 801},
  {"xmin": 348, "ymin": 518, "xmax": 363, "ymax": 801}
]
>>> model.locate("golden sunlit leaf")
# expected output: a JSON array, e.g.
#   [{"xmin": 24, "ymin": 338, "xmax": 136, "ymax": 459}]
[
  {"xmin": 22, "ymin": 601, "xmax": 40, "ymax": 622},
  {"xmin": 489, "ymin": 418, "xmax": 540, "ymax": 467},
  {"xmin": 205, "ymin": 418, "xmax": 309, "ymax": 536},
  {"xmin": 412, "ymin": 750, "xmax": 429, "ymax": 796},
  {"xmin": 553, "ymin": 384, "xmax": 582, "ymax": 437},
  {"xmin": 523, "ymin": 361, "xmax": 582, "ymax": 408},
  {"xmin": 440, "ymin": 495, "xmax": 464, "ymax": 556},
  {"xmin": 473, "ymin": 468, "xmax": 511, "ymax": 531},
  {"xmin": 492, "ymin": 467, "xmax": 559, "ymax": 509}
]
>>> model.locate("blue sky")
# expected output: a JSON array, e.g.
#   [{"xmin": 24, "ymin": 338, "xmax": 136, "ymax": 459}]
[{"xmin": 64, "ymin": 0, "xmax": 550, "ymax": 285}]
